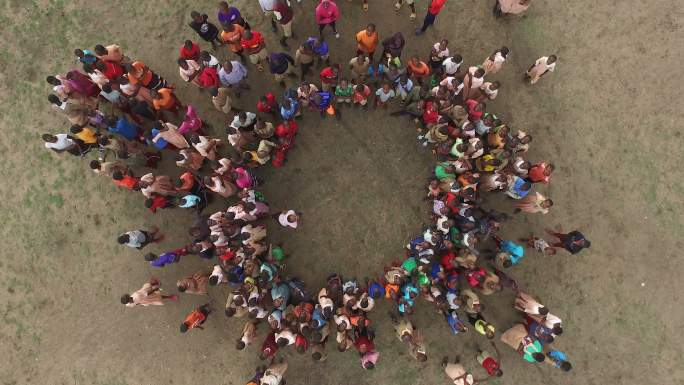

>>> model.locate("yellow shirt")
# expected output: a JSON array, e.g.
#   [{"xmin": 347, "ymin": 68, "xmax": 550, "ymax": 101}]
[{"xmin": 74, "ymin": 127, "xmax": 98, "ymax": 144}]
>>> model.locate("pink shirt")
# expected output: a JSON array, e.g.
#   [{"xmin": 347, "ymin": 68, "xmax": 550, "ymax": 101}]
[
  {"xmin": 178, "ymin": 104, "xmax": 202, "ymax": 134},
  {"xmin": 234, "ymin": 167, "xmax": 253, "ymax": 189},
  {"xmin": 361, "ymin": 351, "xmax": 379, "ymax": 368},
  {"xmin": 315, "ymin": 0, "xmax": 339, "ymax": 25}
]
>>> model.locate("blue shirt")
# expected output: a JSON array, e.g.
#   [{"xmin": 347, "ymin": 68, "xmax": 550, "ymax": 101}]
[
  {"xmin": 311, "ymin": 92, "xmax": 332, "ymax": 110},
  {"xmin": 280, "ymin": 98, "xmax": 298, "ymax": 120},
  {"xmin": 312, "ymin": 307, "xmax": 327, "ymax": 329},
  {"xmin": 150, "ymin": 252, "xmax": 179, "ymax": 267},
  {"xmin": 179, "ymin": 195, "xmax": 201, "ymax": 208},
  {"xmin": 501, "ymin": 240, "xmax": 524, "ymax": 265},
  {"xmin": 150, "ymin": 128, "xmax": 167, "ymax": 149},
  {"xmin": 446, "ymin": 311, "xmax": 466, "ymax": 334},
  {"xmin": 306, "ymin": 38, "xmax": 329, "ymax": 56},
  {"xmin": 78, "ymin": 49, "xmax": 97, "ymax": 64},
  {"xmin": 109, "ymin": 117, "xmax": 139, "ymax": 140},
  {"xmin": 548, "ymin": 350, "xmax": 567, "ymax": 368}
]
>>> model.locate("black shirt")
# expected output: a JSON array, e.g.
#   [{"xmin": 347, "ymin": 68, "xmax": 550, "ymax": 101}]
[{"xmin": 189, "ymin": 14, "xmax": 219, "ymax": 41}]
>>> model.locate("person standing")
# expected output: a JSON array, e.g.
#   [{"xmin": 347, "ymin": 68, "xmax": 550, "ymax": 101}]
[
  {"xmin": 273, "ymin": 0, "xmax": 294, "ymax": 48},
  {"xmin": 117, "ymin": 227, "xmax": 163, "ymax": 250},
  {"xmin": 482, "ymin": 47, "xmax": 510, "ymax": 75},
  {"xmin": 356, "ymin": 24, "xmax": 379, "ymax": 63},
  {"xmin": 316, "ymin": 0, "xmax": 340, "ymax": 39},
  {"xmin": 188, "ymin": 11, "xmax": 221, "ymax": 49},
  {"xmin": 494, "ymin": 0, "xmax": 533, "ymax": 17},
  {"xmin": 395, "ymin": 0, "xmax": 417, "ymax": 20},
  {"xmin": 268, "ymin": 52, "xmax": 296, "ymax": 87},
  {"xmin": 514, "ymin": 192, "xmax": 553, "ymax": 214},
  {"xmin": 416, "ymin": 0, "xmax": 448, "ymax": 35},
  {"xmin": 241, "ymin": 29, "xmax": 269, "ymax": 72},
  {"xmin": 525, "ymin": 55, "xmax": 557, "ymax": 84}
]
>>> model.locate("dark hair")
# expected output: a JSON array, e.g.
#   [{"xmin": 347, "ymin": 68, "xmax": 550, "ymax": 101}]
[
  {"xmin": 46, "ymin": 75, "xmax": 60, "ymax": 85},
  {"xmin": 94, "ymin": 44, "xmax": 106, "ymax": 55},
  {"xmin": 89, "ymin": 160, "xmax": 100, "ymax": 170},
  {"xmin": 276, "ymin": 338, "xmax": 288, "ymax": 347},
  {"xmin": 364, "ymin": 362, "xmax": 375, "ymax": 370},
  {"xmin": 47, "ymin": 94, "xmax": 61, "ymax": 105},
  {"xmin": 495, "ymin": 369, "xmax": 504, "ymax": 377},
  {"xmin": 184, "ymin": 39, "xmax": 193, "ymax": 48},
  {"xmin": 538, "ymin": 306, "xmax": 549, "ymax": 315},
  {"xmin": 552, "ymin": 325, "xmax": 563, "ymax": 335},
  {"xmin": 177, "ymin": 285, "xmax": 187, "ymax": 293},
  {"xmin": 120, "ymin": 294, "xmax": 132, "ymax": 304},
  {"xmin": 190, "ymin": 10, "xmax": 200, "ymax": 18},
  {"xmin": 209, "ymin": 275, "xmax": 219, "ymax": 286},
  {"xmin": 560, "ymin": 361, "xmax": 572, "ymax": 372},
  {"xmin": 208, "ymin": 87, "xmax": 219, "ymax": 97},
  {"xmin": 503, "ymin": 259, "xmax": 513, "ymax": 268},
  {"xmin": 533, "ymin": 353, "xmax": 545, "ymax": 362},
  {"xmin": 69, "ymin": 125, "xmax": 83, "ymax": 134},
  {"xmin": 235, "ymin": 340, "xmax": 246, "ymax": 350},
  {"xmin": 144, "ymin": 253, "xmax": 156, "ymax": 262},
  {"xmin": 112, "ymin": 171, "xmax": 124, "ymax": 180},
  {"xmin": 225, "ymin": 307, "xmax": 236, "ymax": 317},
  {"xmin": 180, "ymin": 323, "xmax": 189, "ymax": 333},
  {"xmin": 312, "ymin": 352, "xmax": 322, "ymax": 361},
  {"xmin": 144, "ymin": 198, "xmax": 154, "ymax": 208},
  {"xmin": 117, "ymin": 234, "xmax": 129, "ymax": 244}
]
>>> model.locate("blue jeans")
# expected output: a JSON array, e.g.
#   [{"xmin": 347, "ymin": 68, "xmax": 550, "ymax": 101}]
[{"xmin": 420, "ymin": 12, "xmax": 437, "ymax": 32}]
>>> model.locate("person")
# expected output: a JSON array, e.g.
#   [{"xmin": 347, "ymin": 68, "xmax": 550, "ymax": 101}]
[
  {"xmin": 268, "ymin": 52, "xmax": 296, "ymax": 86},
  {"xmin": 145, "ymin": 247, "xmax": 188, "ymax": 268},
  {"xmin": 94, "ymin": 44, "xmax": 124, "ymax": 63},
  {"xmin": 524, "ymin": 235, "xmax": 557, "ymax": 256},
  {"xmin": 179, "ymin": 40, "xmax": 200, "ymax": 61},
  {"xmin": 429, "ymin": 39, "xmax": 450, "ymax": 74},
  {"xmin": 180, "ymin": 303, "xmax": 211, "ymax": 333},
  {"xmin": 241, "ymin": 29, "xmax": 268, "ymax": 72},
  {"xmin": 482, "ymin": 47, "xmax": 510, "ymax": 75},
  {"xmin": 416, "ymin": 0, "xmax": 448, "ymax": 35},
  {"xmin": 217, "ymin": 1, "xmax": 249, "ymax": 28},
  {"xmin": 117, "ymin": 227, "xmax": 162, "ymax": 249},
  {"xmin": 514, "ymin": 192, "xmax": 553, "ymax": 214},
  {"xmin": 356, "ymin": 24, "xmax": 379, "ymax": 62},
  {"xmin": 394, "ymin": 0, "xmax": 417, "ymax": 20},
  {"xmin": 476, "ymin": 341, "xmax": 503, "ymax": 377},
  {"xmin": 494, "ymin": 0, "xmax": 533, "ymax": 17},
  {"xmin": 219, "ymin": 61, "xmax": 249, "ymax": 92},
  {"xmin": 151, "ymin": 87, "xmax": 182, "ymax": 116},
  {"xmin": 500, "ymin": 324, "xmax": 545, "ymax": 363},
  {"xmin": 220, "ymin": 22, "xmax": 246, "ymax": 61},
  {"xmin": 272, "ymin": 0, "xmax": 294, "ymax": 48},
  {"xmin": 315, "ymin": 0, "xmax": 340, "ymax": 39},
  {"xmin": 319, "ymin": 63, "xmax": 340, "ymax": 92},
  {"xmin": 545, "ymin": 349, "xmax": 572, "ymax": 372},
  {"xmin": 349, "ymin": 53, "xmax": 370, "ymax": 83},
  {"xmin": 382, "ymin": 32, "xmax": 406, "ymax": 62},
  {"xmin": 407, "ymin": 57, "xmax": 430, "ymax": 85},
  {"xmin": 443, "ymin": 54, "xmax": 463, "ymax": 76},
  {"xmin": 74, "ymin": 48, "xmax": 98, "ymax": 65},
  {"xmin": 526, "ymin": 55, "xmax": 557, "ymax": 84},
  {"xmin": 277, "ymin": 210, "xmax": 300, "ymax": 229},
  {"xmin": 209, "ymin": 87, "xmax": 235, "ymax": 114},
  {"xmin": 178, "ymin": 58, "xmax": 201, "ymax": 86},
  {"xmin": 334, "ymin": 79, "xmax": 354, "ymax": 105},
  {"xmin": 261, "ymin": 360, "xmax": 288, "ymax": 385},
  {"xmin": 352, "ymin": 83, "xmax": 372, "ymax": 107},
  {"xmin": 527, "ymin": 162, "xmax": 554, "ymax": 184},
  {"xmin": 177, "ymin": 271, "xmax": 210, "ymax": 294},
  {"xmin": 43, "ymin": 133, "xmax": 80, "ymax": 156},
  {"xmin": 188, "ymin": 11, "xmax": 221, "ymax": 49},
  {"xmin": 375, "ymin": 82, "xmax": 396, "ymax": 108},
  {"xmin": 442, "ymin": 356, "xmax": 478, "ymax": 385},
  {"xmin": 106, "ymin": 116, "xmax": 140, "ymax": 141},
  {"xmin": 121, "ymin": 278, "xmax": 176, "ymax": 307},
  {"xmin": 295, "ymin": 42, "xmax": 316, "ymax": 80},
  {"xmin": 546, "ymin": 229, "xmax": 591, "ymax": 254}
]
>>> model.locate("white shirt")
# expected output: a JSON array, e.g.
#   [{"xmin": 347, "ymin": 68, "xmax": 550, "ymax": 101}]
[
  {"xmin": 278, "ymin": 210, "xmax": 298, "ymax": 228},
  {"xmin": 442, "ymin": 57, "xmax": 462, "ymax": 75},
  {"xmin": 230, "ymin": 112, "xmax": 257, "ymax": 129},
  {"xmin": 45, "ymin": 134, "xmax": 75, "ymax": 150},
  {"xmin": 537, "ymin": 57, "xmax": 556, "ymax": 72},
  {"xmin": 210, "ymin": 265, "xmax": 225, "ymax": 284},
  {"xmin": 259, "ymin": 0, "xmax": 276, "ymax": 11},
  {"xmin": 432, "ymin": 43, "xmax": 450, "ymax": 59}
]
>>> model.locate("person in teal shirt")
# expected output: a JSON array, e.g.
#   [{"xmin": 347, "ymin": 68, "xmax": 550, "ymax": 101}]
[{"xmin": 435, "ymin": 162, "xmax": 455, "ymax": 180}]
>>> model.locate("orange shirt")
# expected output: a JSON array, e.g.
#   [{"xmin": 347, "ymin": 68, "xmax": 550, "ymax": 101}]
[
  {"xmin": 128, "ymin": 61, "xmax": 152, "ymax": 86},
  {"xmin": 183, "ymin": 309, "xmax": 206, "ymax": 330},
  {"xmin": 152, "ymin": 88, "xmax": 176, "ymax": 110},
  {"xmin": 408, "ymin": 60, "xmax": 431, "ymax": 77},
  {"xmin": 356, "ymin": 30, "xmax": 378, "ymax": 53},
  {"xmin": 114, "ymin": 175, "xmax": 138, "ymax": 190},
  {"xmin": 220, "ymin": 24, "xmax": 245, "ymax": 53}
]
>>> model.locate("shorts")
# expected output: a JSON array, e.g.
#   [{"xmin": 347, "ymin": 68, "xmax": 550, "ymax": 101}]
[
  {"xmin": 249, "ymin": 49, "xmax": 268, "ymax": 64},
  {"xmin": 336, "ymin": 96, "xmax": 351, "ymax": 103}
]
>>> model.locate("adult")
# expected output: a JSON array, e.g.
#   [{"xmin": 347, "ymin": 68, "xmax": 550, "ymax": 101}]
[
  {"xmin": 546, "ymin": 229, "xmax": 591, "ymax": 254},
  {"xmin": 188, "ymin": 11, "xmax": 221, "ymax": 49},
  {"xmin": 315, "ymin": 0, "xmax": 340, "ymax": 39},
  {"xmin": 356, "ymin": 24, "xmax": 379, "ymax": 62},
  {"xmin": 494, "ymin": 0, "xmax": 533, "ymax": 17},
  {"xmin": 121, "ymin": 278, "xmax": 176, "ymax": 307},
  {"xmin": 526, "ymin": 55, "xmax": 557, "ymax": 84},
  {"xmin": 416, "ymin": 0, "xmax": 448, "ymax": 35}
]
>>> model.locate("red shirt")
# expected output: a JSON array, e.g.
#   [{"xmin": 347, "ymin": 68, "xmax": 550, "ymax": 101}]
[
  {"xmin": 261, "ymin": 332, "xmax": 278, "ymax": 358},
  {"xmin": 197, "ymin": 67, "xmax": 219, "ymax": 88},
  {"xmin": 422, "ymin": 101, "xmax": 439, "ymax": 125},
  {"xmin": 320, "ymin": 67, "xmax": 337, "ymax": 84},
  {"xmin": 354, "ymin": 336, "xmax": 375, "ymax": 353},
  {"xmin": 148, "ymin": 195, "xmax": 169, "ymax": 213},
  {"xmin": 527, "ymin": 164, "xmax": 549, "ymax": 183},
  {"xmin": 295, "ymin": 334, "xmax": 309, "ymax": 352},
  {"xmin": 183, "ymin": 309, "xmax": 207, "ymax": 330},
  {"xmin": 179, "ymin": 42, "xmax": 200, "ymax": 60},
  {"xmin": 103, "ymin": 61, "xmax": 124, "ymax": 80},
  {"xmin": 482, "ymin": 357, "xmax": 499, "ymax": 375},
  {"xmin": 440, "ymin": 251, "xmax": 458, "ymax": 270},
  {"xmin": 240, "ymin": 32, "xmax": 264, "ymax": 53},
  {"xmin": 465, "ymin": 99, "xmax": 482, "ymax": 121},
  {"xmin": 113, "ymin": 175, "xmax": 138, "ymax": 190},
  {"xmin": 257, "ymin": 92, "xmax": 276, "ymax": 112},
  {"xmin": 429, "ymin": 0, "xmax": 447, "ymax": 14}
]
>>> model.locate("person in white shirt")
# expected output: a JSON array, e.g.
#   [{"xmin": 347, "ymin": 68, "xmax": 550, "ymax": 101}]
[
  {"xmin": 276, "ymin": 209, "xmax": 300, "ymax": 228},
  {"xmin": 442, "ymin": 54, "xmax": 463, "ymax": 76},
  {"xmin": 526, "ymin": 55, "xmax": 557, "ymax": 84},
  {"xmin": 43, "ymin": 133, "xmax": 78, "ymax": 154},
  {"xmin": 230, "ymin": 111, "xmax": 257, "ymax": 130},
  {"xmin": 482, "ymin": 47, "xmax": 510, "ymax": 75}
]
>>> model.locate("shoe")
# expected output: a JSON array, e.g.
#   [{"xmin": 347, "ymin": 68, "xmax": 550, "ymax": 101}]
[
  {"xmin": 417, "ymin": 135, "xmax": 424, "ymax": 140},
  {"xmin": 335, "ymin": 33, "xmax": 340, "ymax": 39},
  {"xmin": 410, "ymin": 12, "xmax": 416, "ymax": 19}
]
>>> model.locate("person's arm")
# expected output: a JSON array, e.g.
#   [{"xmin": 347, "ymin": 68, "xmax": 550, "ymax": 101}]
[
  {"xmin": 491, "ymin": 340, "xmax": 502, "ymax": 362},
  {"xmin": 284, "ymin": 53, "xmax": 295, "ymax": 65}
]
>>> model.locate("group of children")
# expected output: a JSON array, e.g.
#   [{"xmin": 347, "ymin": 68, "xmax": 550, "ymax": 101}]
[{"xmin": 42, "ymin": 1, "xmax": 590, "ymax": 384}]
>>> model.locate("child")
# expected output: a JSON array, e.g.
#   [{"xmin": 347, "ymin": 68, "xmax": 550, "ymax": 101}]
[
  {"xmin": 374, "ymin": 82, "xmax": 396, "ymax": 108},
  {"xmin": 476, "ymin": 341, "xmax": 503, "ymax": 378},
  {"xmin": 334, "ymin": 79, "xmax": 353, "ymax": 105},
  {"xmin": 180, "ymin": 303, "xmax": 211, "ymax": 333},
  {"xmin": 145, "ymin": 247, "xmax": 188, "ymax": 267},
  {"xmin": 525, "ymin": 235, "xmax": 557, "ymax": 256},
  {"xmin": 276, "ymin": 210, "xmax": 300, "ymax": 229},
  {"xmin": 145, "ymin": 194, "xmax": 174, "ymax": 213},
  {"xmin": 352, "ymin": 84, "xmax": 372, "ymax": 107}
]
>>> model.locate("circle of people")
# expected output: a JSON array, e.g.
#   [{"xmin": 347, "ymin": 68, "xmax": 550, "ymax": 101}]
[{"xmin": 41, "ymin": 1, "xmax": 591, "ymax": 385}]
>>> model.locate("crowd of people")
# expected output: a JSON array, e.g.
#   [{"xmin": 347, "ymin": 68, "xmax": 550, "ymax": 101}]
[{"xmin": 42, "ymin": 1, "xmax": 591, "ymax": 384}]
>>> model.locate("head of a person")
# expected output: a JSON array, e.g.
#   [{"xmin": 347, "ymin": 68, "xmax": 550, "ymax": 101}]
[
  {"xmin": 144, "ymin": 253, "xmax": 156, "ymax": 262},
  {"xmin": 47, "ymin": 94, "xmax": 62, "ymax": 106},
  {"xmin": 218, "ymin": 1, "xmax": 229, "ymax": 12},
  {"xmin": 177, "ymin": 58, "xmax": 189, "ymax": 70},
  {"xmin": 355, "ymin": 84, "xmax": 366, "ymax": 94},
  {"xmin": 177, "ymin": 283, "xmax": 187, "ymax": 293},
  {"xmin": 120, "ymin": 294, "xmax": 133, "ymax": 304},
  {"xmin": 225, "ymin": 307, "xmax": 236, "ymax": 317},
  {"xmin": 552, "ymin": 325, "xmax": 563, "ymax": 335},
  {"xmin": 366, "ymin": 23, "xmax": 376, "ymax": 35},
  {"xmin": 544, "ymin": 163, "xmax": 555, "ymax": 175},
  {"xmin": 416, "ymin": 352, "xmax": 427, "ymax": 362},
  {"xmin": 532, "ymin": 352, "xmax": 546, "ymax": 362},
  {"xmin": 363, "ymin": 361, "xmax": 375, "ymax": 370},
  {"xmin": 149, "ymin": 89, "xmax": 160, "ymax": 99},
  {"xmin": 541, "ymin": 199, "xmax": 554, "ymax": 209},
  {"xmin": 235, "ymin": 339, "xmax": 246, "ymax": 350},
  {"xmin": 503, "ymin": 259, "xmax": 513, "ymax": 268},
  {"xmin": 312, "ymin": 351, "xmax": 322, "ymax": 361},
  {"xmin": 46, "ymin": 75, "xmax": 61, "ymax": 86},
  {"xmin": 179, "ymin": 323, "xmax": 189, "ymax": 333},
  {"xmin": 548, "ymin": 55, "xmax": 558, "ymax": 64},
  {"xmin": 538, "ymin": 306, "xmax": 549, "ymax": 315},
  {"xmin": 439, "ymin": 39, "xmax": 449, "ymax": 50},
  {"xmin": 74, "ymin": 48, "xmax": 85, "ymax": 58},
  {"xmin": 322, "ymin": 0, "xmax": 331, "ymax": 9},
  {"xmin": 94, "ymin": 44, "xmax": 107, "ymax": 56},
  {"xmin": 223, "ymin": 61, "xmax": 233, "ymax": 73},
  {"xmin": 560, "ymin": 361, "xmax": 572, "ymax": 372},
  {"xmin": 238, "ymin": 111, "xmax": 248, "ymax": 123},
  {"xmin": 190, "ymin": 10, "xmax": 201, "ymax": 21},
  {"xmin": 493, "ymin": 369, "xmax": 504, "ymax": 377},
  {"xmin": 474, "ymin": 68, "xmax": 485, "ymax": 78},
  {"xmin": 490, "ymin": 81, "xmax": 501, "ymax": 91},
  {"xmin": 541, "ymin": 334, "xmax": 555, "ymax": 344},
  {"xmin": 276, "ymin": 338, "xmax": 289, "ymax": 348},
  {"xmin": 331, "ymin": 64, "xmax": 339, "ymax": 76},
  {"xmin": 42, "ymin": 133, "xmax": 57, "ymax": 143},
  {"xmin": 112, "ymin": 171, "xmax": 124, "ymax": 181}
]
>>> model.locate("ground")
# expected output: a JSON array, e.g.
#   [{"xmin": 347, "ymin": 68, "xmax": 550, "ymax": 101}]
[{"xmin": 0, "ymin": 0, "xmax": 682, "ymax": 384}]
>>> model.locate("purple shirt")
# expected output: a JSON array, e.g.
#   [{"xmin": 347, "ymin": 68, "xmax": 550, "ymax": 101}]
[
  {"xmin": 218, "ymin": 7, "xmax": 240, "ymax": 25},
  {"xmin": 150, "ymin": 252, "xmax": 179, "ymax": 267}
]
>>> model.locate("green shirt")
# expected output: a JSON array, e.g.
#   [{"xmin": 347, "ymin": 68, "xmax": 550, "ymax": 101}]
[
  {"xmin": 271, "ymin": 247, "xmax": 285, "ymax": 262},
  {"xmin": 335, "ymin": 85, "xmax": 354, "ymax": 97},
  {"xmin": 435, "ymin": 162, "xmax": 455, "ymax": 180},
  {"xmin": 522, "ymin": 340, "xmax": 543, "ymax": 362}
]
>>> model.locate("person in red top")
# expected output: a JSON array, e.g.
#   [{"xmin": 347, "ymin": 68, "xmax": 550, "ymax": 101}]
[
  {"xmin": 295, "ymin": 333, "xmax": 309, "ymax": 354},
  {"xmin": 96, "ymin": 61, "xmax": 124, "ymax": 80},
  {"xmin": 476, "ymin": 341, "xmax": 503, "ymax": 378},
  {"xmin": 112, "ymin": 171, "xmax": 139, "ymax": 190},
  {"xmin": 416, "ymin": 0, "xmax": 448, "ymax": 35},
  {"xmin": 273, "ymin": 0, "xmax": 294, "ymax": 48},
  {"xmin": 260, "ymin": 332, "xmax": 279, "ymax": 360},
  {"xmin": 465, "ymin": 99, "xmax": 485, "ymax": 121},
  {"xmin": 315, "ymin": 0, "xmax": 340, "ymax": 39},
  {"xmin": 257, "ymin": 92, "xmax": 278, "ymax": 118},
  {"xmin": 319, "ymin": 64, "xmax": 340, "ymax": 92},
  {"xmin": 179, "ymin": 40, "xmax": 201, "ymax": 61},
  {"xmin": 197, "ymin": 66, "xmax": 219, "ymax": 88},
  {"xmin": 145, "ymin": 194, "xmax": 173, "ymax": 213},
  {"xmin": 240, "ymin": 30, "xmax": 268, "ymax": 72},
  {"xmin": 180, "ymin": 304, "xmax": 211, "ymax": 333},
  {"xmin": 527, "ymin": 163, "xmax": 554, "ymax": 184},
  {"xmin": 353, "ymin": 330, "xmax": 375, "ymax": 355}
]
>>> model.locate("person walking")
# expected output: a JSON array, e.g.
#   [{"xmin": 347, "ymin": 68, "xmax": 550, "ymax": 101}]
[
  {"xmin": 316, "ymin": 0, "xmax": 340, "ymax": 39},
  {"xmin": 416, "ymin": 0, "xmax": 448, "ymax": 35}
]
